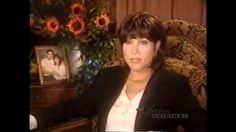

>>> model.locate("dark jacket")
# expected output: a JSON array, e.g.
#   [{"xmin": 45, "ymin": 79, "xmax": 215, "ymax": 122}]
[{"xmin": 31, "ymin": 66, "xmax": 206, "ymax": 131}]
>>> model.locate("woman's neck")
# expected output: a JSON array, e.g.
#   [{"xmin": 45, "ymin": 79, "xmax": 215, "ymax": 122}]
[{"xmin": 129, "ymin": 68, "xmax": 153, "ymax": 82}]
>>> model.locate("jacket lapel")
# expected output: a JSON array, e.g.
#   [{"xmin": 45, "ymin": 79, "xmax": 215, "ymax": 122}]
[
  {"xmin": 98, "ymin": 67, "xmax": 130, "ymax": 131},
  {"xmin": 134, "ymin": 69, "xmax": 163, "ymax": 130}
]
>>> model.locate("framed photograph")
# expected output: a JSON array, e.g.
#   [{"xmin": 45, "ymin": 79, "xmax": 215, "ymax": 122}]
[
  {"xmin": 35, "ymin": 45, "xmax": 70, "ymax": 85},
  {"xmin": 66, "ymin": 46, "xmax": 83, "ymax": 76}
]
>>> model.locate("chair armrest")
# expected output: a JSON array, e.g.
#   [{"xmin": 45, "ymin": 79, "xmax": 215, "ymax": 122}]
[{"xmin": 47, "ymin": 117, "xmax": 93, "ymax": 132}]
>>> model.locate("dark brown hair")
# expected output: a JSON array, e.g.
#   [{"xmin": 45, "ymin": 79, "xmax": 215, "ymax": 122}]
[
  {"xmin": 47, "ymin": 49, "xmax": 54, "ymax": 54},
  {"xmin": 53, "ymin": 53, "xmax": 63, "ymax": 66},
  {"xmin": 117, "ymin": 12, "xmax": 167, "ymax": 71}
]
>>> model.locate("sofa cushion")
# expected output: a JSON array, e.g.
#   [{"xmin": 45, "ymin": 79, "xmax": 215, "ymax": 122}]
[
  {"xmin": 164, "ymin": 19, "xmax": 206, "ymax": 51},
  {"xmin": 166, "ymin": 36, "xmax": 206, "ymax": 71},
  {"xmin": 164, "ymin": 57, "xmax": 206, "ymax": 109}
]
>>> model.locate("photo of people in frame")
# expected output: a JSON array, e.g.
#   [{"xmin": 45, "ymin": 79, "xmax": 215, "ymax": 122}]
[{"xmin": 35, "ymin": 45, "xmax": 69, "ymax": 85}]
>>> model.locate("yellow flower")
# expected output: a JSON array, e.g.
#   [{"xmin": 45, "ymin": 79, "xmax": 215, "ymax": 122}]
[
  {"xmin": 46, "ymin": 17, "xmax": 60, "ymax": 33},
  {"xmin": 71, "ymin": 2, "xmax": 86, "ymax": 18},
  {"xmin": 67, "ymin": 17, "xmax": 85, "ymax": 37},
  {"xmin": 94, "ymin": 14, "xmax": 110, "ymax": 30},
  {"xmin": 45, "ymin": 0, "xmax": 52, "ymax": 5}
]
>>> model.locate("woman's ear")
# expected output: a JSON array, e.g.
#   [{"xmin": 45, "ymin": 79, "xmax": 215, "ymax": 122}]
[{"xmin": 154, "ymin": 41, "xmax": 161, "ymax": 56}]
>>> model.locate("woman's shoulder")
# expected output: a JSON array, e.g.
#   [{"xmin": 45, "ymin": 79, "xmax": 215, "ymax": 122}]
[
  {"xmin": 95, "ymin": 66, "xmax": 128, "ymax": 80},
  {"xmin": 152, "ymin": 68, "xmax": 191, "ymax": 95},
  {"xmin": 157, "ymin": 68, "xmax": 189, "ymax": 84}
]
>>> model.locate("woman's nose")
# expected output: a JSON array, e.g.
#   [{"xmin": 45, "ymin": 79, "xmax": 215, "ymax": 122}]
[{"xmin": 131, "ymin": 44, "xmax": 139, "ymax": 54}]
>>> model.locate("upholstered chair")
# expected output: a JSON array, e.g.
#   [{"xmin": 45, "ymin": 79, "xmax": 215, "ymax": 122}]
[
  {"xmin": 105, "ymin": 19, "xmax": 207, "ymax": 110},
  {"xmin": 163, "ymin": 19, "xmax": 206, "ymax": 110}
]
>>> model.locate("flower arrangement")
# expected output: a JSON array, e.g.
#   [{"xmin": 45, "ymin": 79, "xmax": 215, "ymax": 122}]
[{"xmin": 30, "ymin": 0, "xmax": 117, "ymax": 92}]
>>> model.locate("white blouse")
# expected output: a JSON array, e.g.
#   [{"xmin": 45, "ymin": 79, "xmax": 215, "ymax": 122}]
[{"xmin": 105, "ymin": 85, "xmax": 144, "ymax": 131}]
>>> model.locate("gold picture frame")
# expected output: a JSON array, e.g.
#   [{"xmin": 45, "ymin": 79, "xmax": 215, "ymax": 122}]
[{"xmin": 35, "ymin": 45, "xmax": 70, "ymax": 85}]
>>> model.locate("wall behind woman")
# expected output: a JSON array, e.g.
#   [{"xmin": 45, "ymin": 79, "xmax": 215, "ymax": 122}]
[
  {"xmin": 104, "ymin": 0, "xmax": 206, "ymax": 58},
  {"xmin": 113, "ymin": 0, "xmax": 206, "ymax": 28}
]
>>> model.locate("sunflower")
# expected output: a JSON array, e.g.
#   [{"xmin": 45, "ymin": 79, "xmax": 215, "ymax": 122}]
[
  {"xmin": 67, "ymin": 17, "xmax": 85, "ymax": 37},
  {"xmin": 45, "ymin": 0, "xmax": 52, "ymax": 5},
  {"xmin": 71, "ymin": 2, "xmax": 87, "ymax": 18},
  {"xmin": 94, "ymin": 14, "xmax": 110, "ymax": 30},
  {"xmin": 46, "ymin": 17, "xmax": 60, "ymax": 33}
]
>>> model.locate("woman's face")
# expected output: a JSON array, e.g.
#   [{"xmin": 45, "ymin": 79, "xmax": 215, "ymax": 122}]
[
  {"xmin": 122, "ymin": 38, "xmax": 160, "ymax": 71},
  {"xmin": 54, "ymin": 57, "xmax": 59, "ymax": 64}
]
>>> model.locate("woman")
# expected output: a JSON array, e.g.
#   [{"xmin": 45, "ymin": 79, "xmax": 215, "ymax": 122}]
[
  {"xmin": 52, "ymin": 54, "xmax": 66, "ymax": 80},
  {"xmin": 30, "ymin": 12, "xmax": 206, "ymax": 131}
]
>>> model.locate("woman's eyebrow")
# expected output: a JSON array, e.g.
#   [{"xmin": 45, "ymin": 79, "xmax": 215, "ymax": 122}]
[{"xmin": 138, "ymin": 38, "xmax": 149, "ymax": 41}]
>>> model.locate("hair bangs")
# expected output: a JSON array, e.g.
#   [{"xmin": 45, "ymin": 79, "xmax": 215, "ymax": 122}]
[{"xmin": 119, "ymin": 19, "xmax": 154, "ymax": 44}]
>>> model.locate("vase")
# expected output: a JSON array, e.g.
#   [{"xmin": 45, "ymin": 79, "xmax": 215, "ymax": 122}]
[{"xmin": 67, "ymin": 46, "xmax": 84, "ymax": 76}]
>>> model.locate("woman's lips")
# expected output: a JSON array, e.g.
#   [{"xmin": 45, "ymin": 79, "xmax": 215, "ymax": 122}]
[{"xmin": 130, "ymin": 58, "xmax": 141, "ymax": 63}]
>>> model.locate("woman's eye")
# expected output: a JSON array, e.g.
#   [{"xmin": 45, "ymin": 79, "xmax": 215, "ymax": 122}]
[
  {"xmin": 124, "ymin": 41, "xmax": 132, "ymax": 45},
  {"xmin": 140, "ymin": 40, "xmax": 148, "ymax": 45}
]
